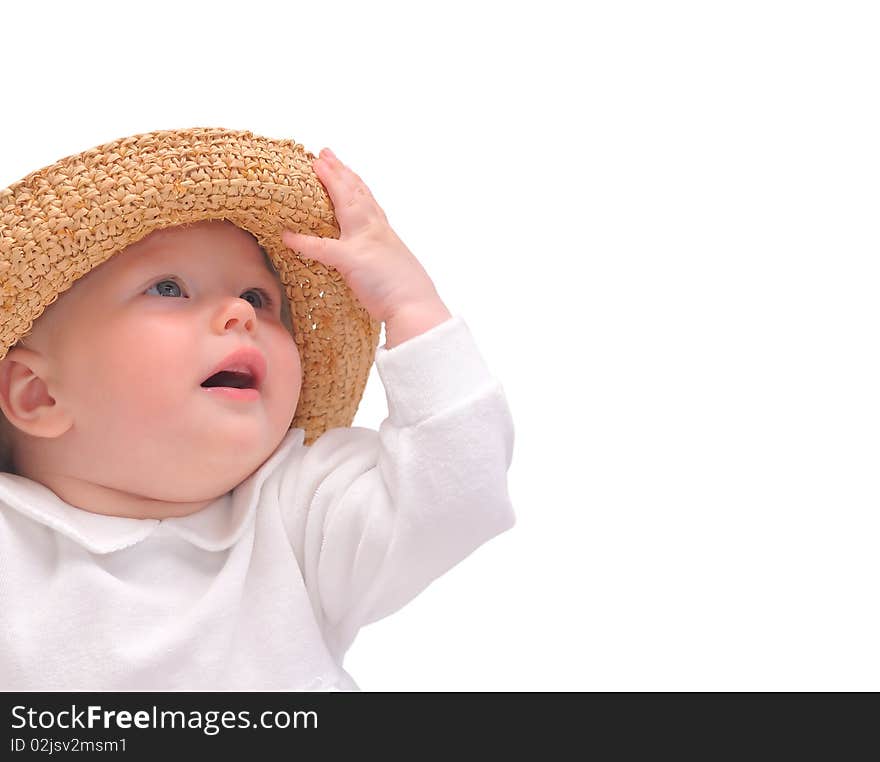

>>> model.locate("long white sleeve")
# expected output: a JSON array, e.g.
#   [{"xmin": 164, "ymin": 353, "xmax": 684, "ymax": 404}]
[{"xmin": 281, "ymin": 316, "xmax": 516, "ymax": 661}]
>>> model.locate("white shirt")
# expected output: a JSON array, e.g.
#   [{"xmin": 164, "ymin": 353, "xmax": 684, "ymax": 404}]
[{"xmin": 0, "ymin": 316, "xmax": 515, "ymax": 691}]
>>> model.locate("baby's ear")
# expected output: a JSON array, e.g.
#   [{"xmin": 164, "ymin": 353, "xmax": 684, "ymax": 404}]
[{"xmin": 0, "ymin": 348, "xmax": 72, "ymax": 439}]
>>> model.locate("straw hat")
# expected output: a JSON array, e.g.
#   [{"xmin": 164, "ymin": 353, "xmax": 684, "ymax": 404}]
[{"xmin": 0, "ymin": 127, "xmax": 381, "ymax": 460}]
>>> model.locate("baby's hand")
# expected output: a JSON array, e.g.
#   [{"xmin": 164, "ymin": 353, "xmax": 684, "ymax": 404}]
[{"xmin": 282, "ymin": 148, "xmax": 451, "ymax": 349}]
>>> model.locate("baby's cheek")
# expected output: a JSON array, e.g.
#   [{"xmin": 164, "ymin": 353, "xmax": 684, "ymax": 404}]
[
  {"xmin": 81, "ymin": 320, "xmax": 192, "ymax": 422},
  {"xmin": 273, "ymin": 336, "xmax": 303, "ymax": 422},
  {"xmin": 94, "ymin": 364, "xmax": 175, "ymax": 440}
]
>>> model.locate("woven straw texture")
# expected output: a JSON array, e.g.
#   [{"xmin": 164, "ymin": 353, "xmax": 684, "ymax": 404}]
[{"xmin": 0, "ymin": 127, "xmax": 381, "ymax": 453}]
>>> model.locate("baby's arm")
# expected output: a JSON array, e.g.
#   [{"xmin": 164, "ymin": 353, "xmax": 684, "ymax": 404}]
[
  {"xmin": 288, "ymin": 318, "xmax": 514, "ymax": 658},
  {"xmin": 280, "ymin": 151, "xmax": 515, "ymax": 657}
]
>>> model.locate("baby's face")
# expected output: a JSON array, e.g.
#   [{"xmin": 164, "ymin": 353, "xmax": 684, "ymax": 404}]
[{"xmin": 10, "ymin": 220, "xmax": 301, "ymax": 507}]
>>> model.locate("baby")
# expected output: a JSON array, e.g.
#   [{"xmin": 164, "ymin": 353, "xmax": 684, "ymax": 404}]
[{"xmin": 0, "ymin": 133, "xmax": 515, "ymax": 690}]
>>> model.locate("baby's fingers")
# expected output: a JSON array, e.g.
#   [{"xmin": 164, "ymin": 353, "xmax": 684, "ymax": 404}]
[
  {"xmin": 280, "ymin": 229, "xmax": 343, "ymax": 270},
  {"xmin": 317, "ymin": 148, "xmax": 366, "ymax": 191},
  {"xmin": 313, "ymin": 150, "xmax": 386, "ymax": 233}
]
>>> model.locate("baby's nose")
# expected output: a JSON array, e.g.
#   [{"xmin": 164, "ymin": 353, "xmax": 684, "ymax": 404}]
[{"xmin": 214, "ymin": 297, "xmax": 258, "ymax": 334}]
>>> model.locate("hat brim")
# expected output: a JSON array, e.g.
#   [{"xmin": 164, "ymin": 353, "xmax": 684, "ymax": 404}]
[{"xmin": 0, "ymin": 127, "xmax": 381, "ymax": 445}]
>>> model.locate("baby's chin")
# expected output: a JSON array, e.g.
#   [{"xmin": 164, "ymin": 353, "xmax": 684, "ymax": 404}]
[
  {"xmin": 105, "ymin": 469, "xmax": 252, "ymax": 519},
  {"xmin": 154, "ymin": 472, "xmax": 246, "ymax": 501},
  {"xmin": 95, "ymin": 443, "xmax": 276, "ymax": 512}
]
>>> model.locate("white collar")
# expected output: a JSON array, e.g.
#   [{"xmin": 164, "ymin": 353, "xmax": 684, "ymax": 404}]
[{"xmin": 0, "ymin": 429, "xmax": 305, "ymax": 554}]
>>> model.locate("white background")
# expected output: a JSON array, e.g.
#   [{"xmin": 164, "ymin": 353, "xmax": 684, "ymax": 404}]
[{"xmin": 2, "ymin": 1, "xmax": 878, "ymax": 690}]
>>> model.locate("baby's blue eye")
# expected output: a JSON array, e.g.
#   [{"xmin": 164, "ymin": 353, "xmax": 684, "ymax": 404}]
[
  {"xmin": 146, "ymin": 279, "xmax": 185, "ymax": 298},
  {"xmin": 241, "ymin": 288, "xmax": 272, "ymax": 310}
]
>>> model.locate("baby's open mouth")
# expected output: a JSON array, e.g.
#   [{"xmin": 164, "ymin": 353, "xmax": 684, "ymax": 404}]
[
  {"xmin": 200, "ymin": 348, "xmax": 266, "ymax": 393},
  {"xmin": 201, "ymin": 370, "xmax": 257, "ymax": 390}
]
